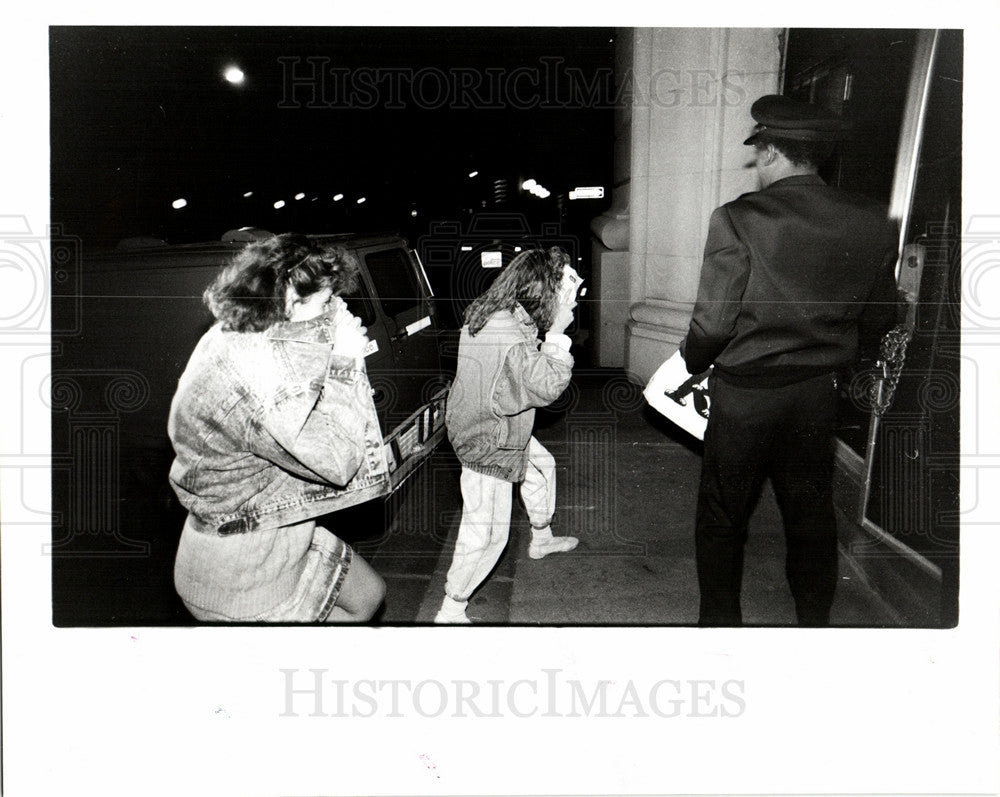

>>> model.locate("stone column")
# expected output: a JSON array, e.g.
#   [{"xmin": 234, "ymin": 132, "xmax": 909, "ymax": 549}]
[
  {"xmin": 591, "ymin": 28, "xmax": 783, "ymax": 382},
  {"xmin": 589, "ymin": 28, "xmax": 637, "ymax": 369}
]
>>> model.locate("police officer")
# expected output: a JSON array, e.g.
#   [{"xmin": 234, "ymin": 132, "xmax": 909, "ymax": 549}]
[{"xmin": 681, "ymin": 94, "xmax": 899, "ymax": 626}]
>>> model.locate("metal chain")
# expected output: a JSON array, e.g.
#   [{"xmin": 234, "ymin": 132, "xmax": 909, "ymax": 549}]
[{"xmin": 874, "ymin": 325, "xmax": 910, "ymax": 417}]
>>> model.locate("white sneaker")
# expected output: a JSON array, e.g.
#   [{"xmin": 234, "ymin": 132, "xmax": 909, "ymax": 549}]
[
  {"xmin": 434, "ymin": 609, "xmax": 472, "ymax": 624},
  {"xmin": 528, "ymin": 535, "xmax": 579, "ymax": 560}
]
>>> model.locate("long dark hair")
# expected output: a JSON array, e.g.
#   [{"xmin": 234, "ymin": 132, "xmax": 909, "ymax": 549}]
[
  {"xmin": 204, "ymin": 233, "xmax": 359, "ymax": 332},
  {"xmin": 463, "ymin": 246, "xmax": 569, "ymax": 336}
]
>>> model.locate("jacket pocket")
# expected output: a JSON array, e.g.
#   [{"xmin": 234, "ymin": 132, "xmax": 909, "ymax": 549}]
[{"xmin": 494, "ymin": 411, "xmax": 532, "ymax": 451}]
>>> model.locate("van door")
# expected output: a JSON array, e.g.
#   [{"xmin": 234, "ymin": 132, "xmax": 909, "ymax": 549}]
[
  {"xmin": 340, "ymin": 260, "xmax": 397, "ymax": 437},
  {"xmin": 358, "ymin": 244, "xmax": 443, "ymax": 427},
  {"xmin": 356, "ymin": 242, "xmax": 449, "ymax": 490}
]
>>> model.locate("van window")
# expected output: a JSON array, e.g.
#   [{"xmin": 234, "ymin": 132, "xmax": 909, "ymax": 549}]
[
  {"xmin": 364, "ymin": 248, "xmax": 421, "ymax": 318},
  {"xmin": 342, "ymin": 271, "xmax": 377, "ymax": 327}
]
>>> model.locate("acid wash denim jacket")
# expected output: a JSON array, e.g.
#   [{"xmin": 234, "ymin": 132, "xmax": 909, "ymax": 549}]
[
  {"xmin": 445, "ymin": 303, "xmax": 573, "ymax": 483},
  {"xmin": 168, "ymin": 311, "xmax": 389, "ymax": 538}
]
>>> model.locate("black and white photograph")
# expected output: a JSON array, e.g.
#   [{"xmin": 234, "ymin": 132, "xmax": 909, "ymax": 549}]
[
  {"xmin": 48, "ymin": 25, "xmax": 963, "ymax": 629},
  {"xmin": 2, "ymin": 3, "xmax": 998, "ymax": 796}
]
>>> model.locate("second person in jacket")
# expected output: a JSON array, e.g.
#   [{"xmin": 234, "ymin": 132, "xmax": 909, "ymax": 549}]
[{"xmin": 435, "ymin": 247, "xmax": 582, "ymax": 624}]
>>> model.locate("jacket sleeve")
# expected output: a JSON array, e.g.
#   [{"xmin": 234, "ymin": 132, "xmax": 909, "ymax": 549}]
[
  {"xmin": 681, "ymin": 205, "xmax": 751, "ymax": 375},
  {"xmin": 857, "ymin": 221, "xmax": 902, "ymax": 363},
  {"xmin": 493, "ymin": 334, "xmax": 574, "ymax": 416},
  {"xmin": 255, "ymin": 354, "xmax": 370, "ymax": 487}
]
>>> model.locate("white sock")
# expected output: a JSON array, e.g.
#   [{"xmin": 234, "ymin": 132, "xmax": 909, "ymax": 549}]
[
  {"xmin": 434, "ymin": 595, "xmax": 471, "ymax": 624},
  {"xmin": 528, "ymin": 526, "xmax": 579, "ymax": 559}
]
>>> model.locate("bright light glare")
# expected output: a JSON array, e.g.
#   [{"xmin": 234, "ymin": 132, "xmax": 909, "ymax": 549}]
[
  {"xmin": 357, "ymin": 197, "xmax": 367, "ymax": 204},
  {"xmin": 171, "ymin": 198, "xmax": 187, "ymax": 209},
  {"xmin": 333, "ymin": 194, "xmax": 344, "ymax": 201},
  {"xmin": 224, "ymin": 66, "xmax": 245, "ymax": 84},
  {"xmin": 242, "ymin": 191, "xmax": 253, "ymax": 198},
  {"xmin": 468, "ymin": 171, "xmax": 479, "ymax": 178},
  {"xmin": 274, "ymin": 200, "xmax": 286, "ymax": 209},
  {"xmin": 410, "ymin": 210, "xmax": 418, "ymax": 217},
  {"xmin": 295, "ymin": 193, "xmax": 306, "ymax": 200},
  {"xmin": 521, "ymin": 179, "xmax": 537, "ymax": 191}
]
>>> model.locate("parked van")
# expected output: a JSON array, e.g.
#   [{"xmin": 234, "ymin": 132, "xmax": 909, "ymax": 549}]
[{"xmin": 50, "ymin": 229, "xmax": 453, "ymax": 623}]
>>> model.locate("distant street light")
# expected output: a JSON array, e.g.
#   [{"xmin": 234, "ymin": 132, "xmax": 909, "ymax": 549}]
[
  {"xmin": 273, "ymin": 200, "xmax": 286, "ymax": 209},
  {"xmin": 242, "ymin": 191, "xmax": 253, "ymax": 198},
  {"xmin": 171, "ymin": 198, "xmax": 187, "ymax": 209},
  {"xmin": 468, "ymin": 171, "xmax": 479, "ymax": 178},
  {"xmin": 295, "ymin": 193, "xmax": 306, "ymax": 200},
  {"xmin": 224, "ymin": 66, "xmax": 245, "ymax": 85},
  {"xmin": 333, "ymin": 194, "xmax": 344, "ymax": 201},
  {"xmin": 356, "ymin": 197, "xmax": 366, "ymax": 204}
]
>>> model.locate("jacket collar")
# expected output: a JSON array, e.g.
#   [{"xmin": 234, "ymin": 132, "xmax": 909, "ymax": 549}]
[
  {"xmin": 765, "ymin": 173, "xmax": 826, "ymax": 190},
  {"xmin": 512, "ymin": 303, "xmax": 538, "ymax": 332},
  {"xmin": 266, "ymin": 310, "xmax": 337, "ymax": 343},
  {"xmin": 477, "ymin": 304, "xmax": 540, "ymax": 341}
]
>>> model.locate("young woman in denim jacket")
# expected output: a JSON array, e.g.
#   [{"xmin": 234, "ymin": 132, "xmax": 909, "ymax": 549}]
[
  {"xmin": 436, "ymin": 247, "xmax": 582, "ymax": 623},
  {"xmin": 168, "ymin": 233, "xmax": 387, "ymax": 622}
]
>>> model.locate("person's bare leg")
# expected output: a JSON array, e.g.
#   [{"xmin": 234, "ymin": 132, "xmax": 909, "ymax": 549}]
[{"xmin": 325, "ymin": 552, "xmax": 385, "ymax": 622}]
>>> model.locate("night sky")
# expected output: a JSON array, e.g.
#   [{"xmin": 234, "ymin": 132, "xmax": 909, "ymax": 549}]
[{"xmin": 50, "ymin": 26, "xmax": 616, "ymax": 250}]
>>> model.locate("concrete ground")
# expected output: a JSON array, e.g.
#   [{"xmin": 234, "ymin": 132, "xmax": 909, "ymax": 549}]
[{"xmin": 356, "ymin": 368, "xmax": 901, "ymax": 627}]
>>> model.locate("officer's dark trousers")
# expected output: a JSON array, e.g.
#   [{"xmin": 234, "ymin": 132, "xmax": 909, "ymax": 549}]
[{"xmin": 695, "ymin": 372, "xmax": 839, "ymax": 626}]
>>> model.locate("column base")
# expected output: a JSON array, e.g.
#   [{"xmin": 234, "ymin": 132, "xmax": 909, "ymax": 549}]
[{"xmin": 625, "ymin": 301, "xmax": 692, "ymax": 384}]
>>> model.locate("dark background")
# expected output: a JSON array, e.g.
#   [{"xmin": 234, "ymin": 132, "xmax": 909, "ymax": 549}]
[{"xmin": 50, "ymin": 26, "xmax": 616, "ymax": 250}]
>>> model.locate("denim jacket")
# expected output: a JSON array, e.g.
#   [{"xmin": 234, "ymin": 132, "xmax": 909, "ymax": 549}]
[
  {"xmin": 168, "ymin": 311, "xmax": 389, "ymax": 537},
  {"xmin": 445, "ymin": 304, "xmax": 572, "ymax": 482}
]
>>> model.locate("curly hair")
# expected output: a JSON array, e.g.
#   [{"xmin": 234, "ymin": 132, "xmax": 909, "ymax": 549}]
[
  {"xmin": 204, "ymin": 233, "xmax": 359, "ymax": 332},
  {"xmin": 463, "ymin": 246, "xmax": 569, "ymax": 337}
]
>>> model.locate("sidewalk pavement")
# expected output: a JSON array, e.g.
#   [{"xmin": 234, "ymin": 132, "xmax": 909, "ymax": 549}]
[{"xmin": 359, "ymin": 368, "xmax": 900, "ymax": 627}]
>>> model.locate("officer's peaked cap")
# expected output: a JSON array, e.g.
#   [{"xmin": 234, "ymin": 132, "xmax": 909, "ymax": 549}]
[{"xmin": 743, "ymin": 94, "xmax": 851, "ymax": 145}]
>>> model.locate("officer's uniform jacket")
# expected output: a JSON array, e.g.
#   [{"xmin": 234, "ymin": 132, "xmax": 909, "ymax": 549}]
[{"xmin": 683, "ymin": 174, "xmax": 898, "ymax": 386}]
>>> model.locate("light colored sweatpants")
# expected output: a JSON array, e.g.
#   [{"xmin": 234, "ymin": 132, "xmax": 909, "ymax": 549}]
[{"xmin": 444, "ymin": 436, "xmax": 556, "ymax": 601}]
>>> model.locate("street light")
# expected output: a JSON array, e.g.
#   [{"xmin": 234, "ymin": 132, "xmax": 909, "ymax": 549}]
[
  {"xmin": 171, "ymin": 198, "xmax": 187, "ymax": 209},
  {"xmin": 223, "ymin": 66, "xmax": 245, "ymax": 85}
]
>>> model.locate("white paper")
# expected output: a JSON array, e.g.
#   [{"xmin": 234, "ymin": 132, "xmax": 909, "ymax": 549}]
[{"xmin": 643, "ymin": 350, "xmax": 711, "ymax": 440}]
